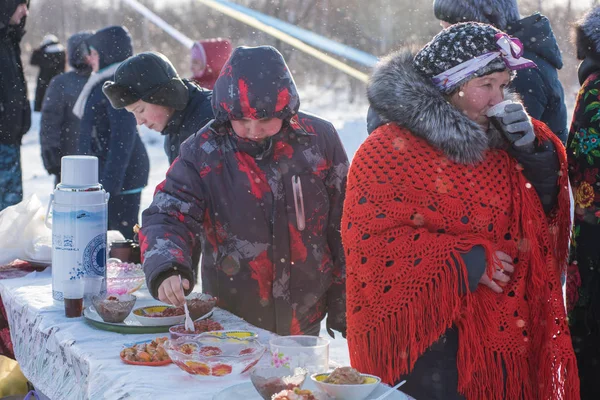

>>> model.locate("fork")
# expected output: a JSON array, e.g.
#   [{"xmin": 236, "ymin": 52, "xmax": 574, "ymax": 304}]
[{"xmin": 179, "ymin": 275, "xmax": 194, "ymax": 332}]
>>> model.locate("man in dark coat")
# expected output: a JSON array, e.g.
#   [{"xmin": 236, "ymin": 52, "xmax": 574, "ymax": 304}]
[
  {"xmin": 30, "ymin": 34, "xmax": 66, "ymax": 112},
  {"xmin": 432, "ymin": 0, "xmax": 568, "ymax": 144},
  {"xmin": 40, "ymin": 31, "xmax": 93, "ymax": 184},
  {"xmin": 103, "ymin": 51, "xmax": 213, "ymax": 165},
  {"xmin": 139, "ymin": 46, "xmax": 348, "ymax": 337},
  {"xmin": 74, "ymin": 26, "xmax": 149, "ymax": 240},
  {"xmin": 0, "ymin": 0, "xmax": 30, "ymax": 211}
]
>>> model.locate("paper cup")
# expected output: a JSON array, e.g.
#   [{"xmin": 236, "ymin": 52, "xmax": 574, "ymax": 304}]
[
  {"xmin": 83, "ymin": 275, "xmax": 104, "ymax": 306},
  {"xmin": 62, "ymin": 279, "xmax": 84, "ymax": 299},
  {"xmin": 486, "ymin": 100, "xmax": 516, "ymax": 118}
]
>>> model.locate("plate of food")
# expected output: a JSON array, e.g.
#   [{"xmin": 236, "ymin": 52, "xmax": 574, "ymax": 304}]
[
  {"xmin": 18, "ymin": 257, "xmax": 52, "ymax": 267},
  {"xmin": 132, "ymin": 305, "xmax": 187, "ymax": 326},
  {"xmin": 120, "ymin": 337, "xmax": 171, "ymax": 366},
  {"xmin": 132, "ymin": 294, "xmax": 217, "ymax": 327}
]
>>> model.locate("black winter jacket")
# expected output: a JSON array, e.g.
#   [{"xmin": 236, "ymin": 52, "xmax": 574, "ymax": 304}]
[
  {"xmin": 30, "ymin": 41, "xmax": 66, "ymax": 112},
  {"xmin": 77, "ymin": 27, "xmax": 149, "ymax": 196},
  {"xmin": 506, "ymin": 13, "xmax": 567, "ymax": 144},
  {"xmin": 78, "ymin": 75, "xmax": 149, "ymax": 195},
  {"xmin": 40, "ymin": 33, "xmax": 91, "ymax": 176},
  {"xmin": 162, "ymin": 80, "xmax": 213, "ymax": 164},
  {"xmin": 0, "ymin": 2, "xmax": 30, "ymax": 146}
]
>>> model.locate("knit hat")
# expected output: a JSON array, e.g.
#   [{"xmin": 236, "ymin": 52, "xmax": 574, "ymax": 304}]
[
  {"xmin": 574, "ymin": 6, "xmax": 600, "ymax": 60},
  {"xmin": 102, "ymin": 51, "xmax": 189, "ymax": 110},
  {"xmin": 414, "ymin": 22, "xmax": 510, "ymax": 94},
  {"xmin": 433, "ymin": 0, "xmax": 520, "ymax": 31}
]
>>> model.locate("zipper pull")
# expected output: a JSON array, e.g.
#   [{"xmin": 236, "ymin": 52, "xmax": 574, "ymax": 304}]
[{"xmin": 292, "ymin": 175, "xmax": 306, "ymax": 231}]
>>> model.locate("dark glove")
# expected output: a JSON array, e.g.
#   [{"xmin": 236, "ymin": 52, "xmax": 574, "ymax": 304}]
[
  {"xmin": 48, "ymin": 167, "xmax": 61, "ymax": 176},
  {"xmin": 492, "ymin": 103, "xmax": 535, "ymax": 153},
  {"xmin": 326, "ymin": 318, "xmax": 347, "ymax": 339},
  {"xmin": 42, "ymin": 148, "xmax": 61, "ymax": 175}
]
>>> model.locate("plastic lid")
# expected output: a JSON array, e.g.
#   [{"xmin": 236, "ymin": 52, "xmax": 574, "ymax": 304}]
[{"xmin": 60, "ymin": 156, "xmax": 99, "ymax": 187}]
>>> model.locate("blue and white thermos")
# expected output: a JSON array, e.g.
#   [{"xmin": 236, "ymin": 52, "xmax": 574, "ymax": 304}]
[{"xmin": 47, "ymin": 156, "xmax": 109, "ymax": 301}]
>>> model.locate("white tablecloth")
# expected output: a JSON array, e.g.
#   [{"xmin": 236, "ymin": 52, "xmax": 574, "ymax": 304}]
[
  {"xmin": 0, "ymin": 269, "xmax": 410, "ymax": 400},
  {"xmin": 0, "ymin": 269, "xmax": 284, "ymax": 400}
]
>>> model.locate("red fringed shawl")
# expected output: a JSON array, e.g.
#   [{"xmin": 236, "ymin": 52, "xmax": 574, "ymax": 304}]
[{"xmin": 342, "ymin": 120, "xmax": 579, "ymax": 399}]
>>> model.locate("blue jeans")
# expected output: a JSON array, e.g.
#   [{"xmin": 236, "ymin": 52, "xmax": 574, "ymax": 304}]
[{"xmin": 0, "ymin": 144, "xmax": 23, "ymax": 211}]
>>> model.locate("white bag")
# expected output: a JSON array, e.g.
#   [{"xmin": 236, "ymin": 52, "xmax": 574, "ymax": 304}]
[{"xmin": 0, "ymin": 195, "xmax": 52, "ymax": 265}]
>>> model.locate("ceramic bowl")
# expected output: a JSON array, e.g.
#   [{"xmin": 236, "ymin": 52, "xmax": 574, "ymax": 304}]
[
  {"xmin": 91, "ymin": 294, "xmax": 136, "ymax": 323},
  {"xmin": 250, "ymin": 367, "xmax": 307, "ymax": 399},
  {"xmin": 132, "ymin": 305, "xmax": 185, "ymax": 326},
  {"xmin": 311, "ymin": 372, "xmax": 381, "ymax": 400},
  {"xmin": 163, "ymin": 335, "xmax": 266, "ymax": 378}
]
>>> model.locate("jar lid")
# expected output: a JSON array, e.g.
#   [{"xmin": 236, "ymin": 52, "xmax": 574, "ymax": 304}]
[
  {"xmin": 60, "ymin": 156, "xmax": 99, "ymax": 187},
  {"xmin": 111, "ymin": 240, "xmax": 135, "ymax": 249}
]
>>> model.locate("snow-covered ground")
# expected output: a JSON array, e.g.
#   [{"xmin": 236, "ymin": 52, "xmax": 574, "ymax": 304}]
[{"xmin": 20, "ymin": 86, "xmax": 370, "ymax": 366}]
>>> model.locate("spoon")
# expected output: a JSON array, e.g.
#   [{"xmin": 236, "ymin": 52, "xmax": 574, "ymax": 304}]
[
  {"xmin": 372, "ymin": 380, "xmax": 406, "ymax": 400},
  {"xmin": 179, "ymin": 275, "xmax": 194, "ymax": 332}
]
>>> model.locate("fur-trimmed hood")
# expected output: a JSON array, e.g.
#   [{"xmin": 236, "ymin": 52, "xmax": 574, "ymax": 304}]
[
  {"xmin": 575, "ymin": 7, "xmax": 600, "ymax": 62},
  {"xmin": 367, "ymin": 50, "xmax": 507, "ymax": 164}
]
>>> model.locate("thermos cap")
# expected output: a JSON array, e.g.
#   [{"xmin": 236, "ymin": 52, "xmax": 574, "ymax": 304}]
[{"xmin": 60, "ymin": 156, "xmax": 99, "ymax": 187}]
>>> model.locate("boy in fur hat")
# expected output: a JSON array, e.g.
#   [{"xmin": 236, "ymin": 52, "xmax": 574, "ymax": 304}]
[
  {"xmin": 430, "ymin": 0, "xmax": 568, "ymax": 144},
  {"xmin": 103, "ymin": 51, "xmax": 213, "ymax": 164},
  {"xmin": 344, "ymin": 22, "xmax": 578, "ymax": 400},
  {"xmin": 566, "ymin": 6, "xmax": 600, "ymax": 398}
]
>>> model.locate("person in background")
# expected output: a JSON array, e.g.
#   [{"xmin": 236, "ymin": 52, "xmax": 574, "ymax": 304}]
[
  {"xmin": 190, "ymin": 38, "xmax": 232, "ymax": 89},
  {"xmin": 103, "ymin": 51, "xmax": 213, "ymax": 165},
  {"xmin": 30, "ymin": 34, "xmax": 66, "ymax": 112},
  {"xmin": 344, "ymin": 22, "xmax": 577, "ymax": 399},
  {"xmin": 140, "ymin": 46, "xmax": 347, "ymax": 338},
  {"xmin": 39, "ymin": 31, "xmax": 93, "ymax": 185},
  {"xmin": 0, "ymin": 0, "xmax": 30, "ymax": 212},
  {"xmin": 74, "ymin": 26, "xmax": 149, "ymax": 240},
  {"xmin": 567, "ymin": 7, "xmax": 600, "ymax": 399},
  {"xmin": 432, "ymin": 0, "xmax": 568, "ymax": 144}
]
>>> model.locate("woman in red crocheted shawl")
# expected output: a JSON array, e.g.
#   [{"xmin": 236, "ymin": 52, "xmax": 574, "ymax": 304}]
[{"xmin": 343, "ymin": 22, "xmax": 578, "ymax": 400}]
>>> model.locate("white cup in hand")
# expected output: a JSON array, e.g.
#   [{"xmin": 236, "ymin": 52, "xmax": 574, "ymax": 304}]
[{"xmin": 486, "ymin": 100, "xmax": 517, "ymax": 118}]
